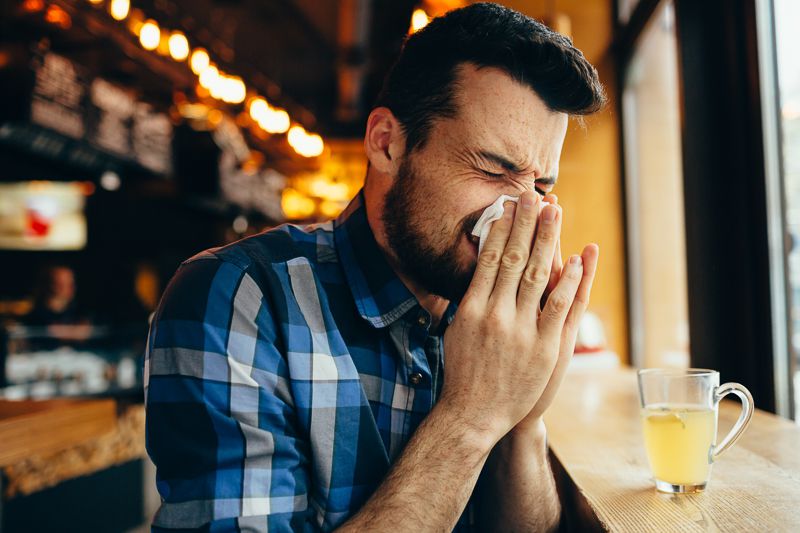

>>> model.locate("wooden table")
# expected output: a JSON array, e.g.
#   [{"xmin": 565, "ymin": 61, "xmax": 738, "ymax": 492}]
[{"xmin": 544, "ymin": 367, "xmax": 800, "ymax": 532}]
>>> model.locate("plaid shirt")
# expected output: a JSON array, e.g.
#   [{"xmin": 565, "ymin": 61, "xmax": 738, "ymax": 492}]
[{"xmin": 145, "ymin": 190, "xmax": 465, "ymax": 532}]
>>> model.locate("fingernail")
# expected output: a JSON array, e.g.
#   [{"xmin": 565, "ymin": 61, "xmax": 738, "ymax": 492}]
[
  {"xmin": 542, "ymin": 205, "xmax": 556, "ymax": 223},
  {"xmin": 504, "ymin": 202, "xmax": 516, "ymax": 218},
  {"xmin": 521, "ymin": 194, "xmax": 536, "ymax": 209},
  {"xmin": 569, "ymin": 255, "xmax": 583, "ymax": 266}
]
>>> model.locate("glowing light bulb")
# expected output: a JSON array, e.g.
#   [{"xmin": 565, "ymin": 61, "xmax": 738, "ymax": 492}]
[
  {"xmin": 411, "ymin": 8, "xmax": 430, "ymax": 32},
  {"xmin": 198, "ymin": 64, "xmax": 219, "ymax": 89},
  {"xmin": 306, "ymin": 133, "xmax": 324, "ymax": 157},
  {"xmin": 209, "ymin": 73, "xmax": 226, "ymax": 100},
  {"xmin": 229, "ymin": 77, "xmax": 246, "ymax": 104},
  {"xmin": 139, "ymin": 20, "xmax": 160, "ymax": 51},
  {"xmin": 190, "ymin": 48, "xmax": 209, "ymax": 75},
  {"xmin": 168, "ymin": 31, "xmax": 189, "ymax": 61},
  {"xmin": 287, "ymin": 125, "xmax": 306, "ymax": 148},
  {"xmin": 126, "ymin": 9, "xmax": 145, "ymax": 36},
  {"xmin": 22, "ymin": 0, "xmax": 45, "ymax": 12},
  {"xmin": 44, "ymin": 5, "xmax": 71, "ymax": 28},
  {"xmin": 267, "ymin": 107, "xmax": 290, "ymax": 133},
  {"xmin": 286, "ymin": 125, "xmax": 324, "ymax": 158},
  {"xmin": 109, "ymin": 0, "xmax": 130, "ymax": 21},
  {"xmin": 249, "ymin": 97, "xmax": 269, "ymax": 122}
]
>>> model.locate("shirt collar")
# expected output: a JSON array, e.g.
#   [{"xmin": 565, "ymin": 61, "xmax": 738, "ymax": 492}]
[{"xmin": 334, "ymin": 189, "xmax": 419, "ymax": 328}]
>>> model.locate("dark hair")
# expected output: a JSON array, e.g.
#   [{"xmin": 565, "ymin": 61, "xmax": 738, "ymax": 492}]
[{"xmin": 375, "ymin": 2, "xmax": 606, "ymax": 153}]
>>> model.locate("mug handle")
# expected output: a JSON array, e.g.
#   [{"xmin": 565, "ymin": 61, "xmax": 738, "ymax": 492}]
[{"xmin": 711, "ymin": 382, "xmax": 754, "ymax": 462}]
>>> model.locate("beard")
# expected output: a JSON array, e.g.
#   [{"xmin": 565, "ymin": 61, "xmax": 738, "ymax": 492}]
[{"xmin": 381, "ymin": 155, "xmax": 481, "ymax": 302}]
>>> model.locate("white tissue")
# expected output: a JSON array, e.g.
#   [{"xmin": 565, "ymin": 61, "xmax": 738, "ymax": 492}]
[{"xmin": 470, "ymin": 195, "xmax": 550, "ymax": 255}]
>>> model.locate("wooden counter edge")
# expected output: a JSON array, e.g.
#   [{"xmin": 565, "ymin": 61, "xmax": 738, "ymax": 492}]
[{"xmin": 0, "ymin": 398, "xmax": 117, "ymax": 467}]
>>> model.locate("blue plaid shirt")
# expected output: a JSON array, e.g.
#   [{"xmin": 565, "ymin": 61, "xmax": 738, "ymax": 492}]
[{"xmin": 145, "ymin": 190, "xmax": 465, "ymax": 531}]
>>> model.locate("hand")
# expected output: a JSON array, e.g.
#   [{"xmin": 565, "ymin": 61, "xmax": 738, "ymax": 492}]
[
  {"xmin": 541, "ymin": 194, "xmax": 563, "ymax": 310},
  {"xmin": 440, "ymin": 190, "xmax": 587, "ymax": 442},
  {"xmin": 514, "ymin": 194, "xmax": 599, "ymax": 434}
]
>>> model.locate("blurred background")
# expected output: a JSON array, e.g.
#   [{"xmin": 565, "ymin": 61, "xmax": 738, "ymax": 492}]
[{"xmin": 0, "ymin": 0, "xmax": 797, "ymax": 530}]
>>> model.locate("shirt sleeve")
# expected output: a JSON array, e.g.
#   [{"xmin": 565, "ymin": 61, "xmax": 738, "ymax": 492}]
[{"xmin": 144, "ymin": 255, "xmax": 318, "ymax": 532}]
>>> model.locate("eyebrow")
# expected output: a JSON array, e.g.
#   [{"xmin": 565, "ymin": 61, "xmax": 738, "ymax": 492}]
[{"xmin": 477, "ymin": 150, "xmax": 558, "ymax": 185}]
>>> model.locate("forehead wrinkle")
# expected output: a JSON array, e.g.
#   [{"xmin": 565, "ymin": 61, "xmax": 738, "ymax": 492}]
[
  {"xmin": 453, "ymin": 145, "xmax": 482, "ymax": 168},
  {"xmin": 477, "ymin": 147, "xmax": 560, "ymax": 187}
]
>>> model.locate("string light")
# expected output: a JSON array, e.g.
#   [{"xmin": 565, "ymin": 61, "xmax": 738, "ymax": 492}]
[
  {"xmin": 44, "ymin": 4, "xmax": 71, "ymax": 28},
  {"xmin": 126, "ymin": 8, "xmax": 145, "ymax": 36},
  {"xmin": 100, "ymin": 0, "xmax": 326, "ymax": 158},
  {"xmin": 109, "ymin": 0, "xmax": 130, "ymax": 21},
  {"xmin": 21, "ymin": 0, "xmax": 45, "ymax": 12},
  {"xmin": 287, "ymin": 125, "xmax": 306, "ymax": 148},
  {"xmin": 250, "ymin": 98, "xmax": 290, "ymax": 134},
  {"xmin": 266, "ymin": 107, "xmax": 290, "ymax": 134},
  {"xmin": 306, "ymin": 133, "xmax": 324, "ymax": 157},
  {"xmin": 209, "ymin": 74, "xmax": 226, "ymax": 100},
  {"xmin": 223, "ymin": 76, "xmax": 246, "ymax": 104},
  {"xmin": 198, "ymin": 64, "xmax": 219, "ymax": 89},
  {"xmin": 168, "ymin": 31, "xmax": 189, "ymax": 61},
  {"xmin": 287, "ymin": 125, "xmax": 325, "ymax": 157},
  {"xmin": 410, "ymin": 8, "xmax": 430, "ymax": 32},
  {"xmin": 139, "ymin": 20, "xmax": 160, "ymax": 50},
  {"xmin": 249, "ymin": 97, "xmax": 270, "ymax": 122},
  {"xmin": 190, "ymin": 48, "xmax": 209, "ymax": 75}
]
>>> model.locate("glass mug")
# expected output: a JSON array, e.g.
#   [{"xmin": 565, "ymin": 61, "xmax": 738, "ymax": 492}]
[{"xmin": 637, "ymin": 368, "xmax": 753, "ymax": 493}]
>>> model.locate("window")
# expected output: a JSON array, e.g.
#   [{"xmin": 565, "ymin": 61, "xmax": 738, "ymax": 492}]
[
  {"xmin": 617, "ymin": 0, "xmax": 640, "ymax": 23},
  {"xmin": 621, "ymin": 1, "xmax": 690, "ymax": 369},
  {"xmin": 765, "ymin": 0, "xmax": 800, "ymax": 419}
]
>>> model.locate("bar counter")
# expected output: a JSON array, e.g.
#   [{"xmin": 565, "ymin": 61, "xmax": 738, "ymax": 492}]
[
  {"xmin": 0, "ymin": 399, "xmax": 147, "ymax": 531},
  {"xmin": 545, "ymin": 367, "xmax": 800, "ymax": 532}
]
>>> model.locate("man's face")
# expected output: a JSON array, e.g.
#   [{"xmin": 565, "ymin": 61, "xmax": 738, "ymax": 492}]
[
  {"xmin": 50, "ymin": 267, "xmax": 75, "ymax": 301},
  {"xmin": 382, "ymin": 64, "xmax": 568, "ymax": 301}
]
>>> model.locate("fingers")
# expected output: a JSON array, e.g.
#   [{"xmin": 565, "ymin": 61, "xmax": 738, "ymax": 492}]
[
  {"xmin": 517, "ymin": 201, "xmax": 562, "ymax": 314},
  {"xmin": 490, "ymin": 191, "xmax": 543, "ymax": 304},
  {"xmin": 561, "ymin": 243, "xmax": 600, "ymax": 346},
  {"xmin": 542, "ymin": 238, "xmax": 563, "ymax": 310},
  {"xmin": 530, "ymin": 244, "xmax": 599, "ymax": 417},
  {"xmin": 463, "ymin": 200, "xmax": 517, "ymax": 304},
  {"xmin": 541, "ymin": 193, "xmax": 563, "ymax": 310},
  {"xmin": 536, "ymin": 252, "xmax": 584, "ymax": 342}
]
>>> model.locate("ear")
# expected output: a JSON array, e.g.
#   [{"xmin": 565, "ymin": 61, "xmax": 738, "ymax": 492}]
[{"xmin": 364, "ymin": 107, "xmax": 406, "ymax": 175}]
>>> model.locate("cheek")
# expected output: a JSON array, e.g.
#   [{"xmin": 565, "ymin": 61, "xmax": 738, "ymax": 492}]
[{"xmin": 465, "ymin": 185, "xmax": 509, "ymax": 216}]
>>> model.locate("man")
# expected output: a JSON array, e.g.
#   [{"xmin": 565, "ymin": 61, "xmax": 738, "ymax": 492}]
[
  {"xmin": 24, "ymin": 265, "xmax": 93, "ymax": 345},
  {"xmin": 145, "ymin": 3, "xmax": 604, "ymax": 531}
]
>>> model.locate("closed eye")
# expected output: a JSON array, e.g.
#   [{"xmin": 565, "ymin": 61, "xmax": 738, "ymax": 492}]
[
  {"xmin": 481, "ymin": 169, "xmax": 549, "ymax": 197},
  {"xmin": 480, "ymin": 169, "xmax": 504, "ymax": 179}
]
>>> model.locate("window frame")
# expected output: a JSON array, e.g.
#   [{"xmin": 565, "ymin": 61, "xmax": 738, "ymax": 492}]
[{"xmin": 615, "ymin": 0, "xmax": 792, "ymax": 415}]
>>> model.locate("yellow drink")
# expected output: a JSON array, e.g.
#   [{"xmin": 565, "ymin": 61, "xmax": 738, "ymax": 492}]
[{"xmin": 642, "ymin": 404, "xmax": 717, "ymax": 486}]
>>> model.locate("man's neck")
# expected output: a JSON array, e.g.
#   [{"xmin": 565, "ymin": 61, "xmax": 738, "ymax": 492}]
[
  {"xmin": 363, "ymin": 180, "xmax": 450, "ymax": 331},
  {"xmin": 388, "ymin": 260, "xmax": 450, "ymax": 332}
]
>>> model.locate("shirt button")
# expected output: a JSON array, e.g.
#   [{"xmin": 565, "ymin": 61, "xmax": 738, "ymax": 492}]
[
  {"xmin": 417, "ymin": 314, "xmax": 428, "ymax": 327},
  {"xmin": 409, "ymin": 372, "xmax": 423, "ymax": 385}
]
